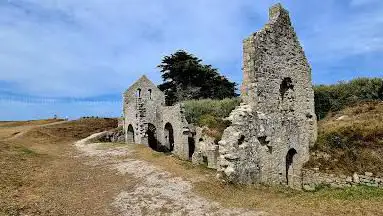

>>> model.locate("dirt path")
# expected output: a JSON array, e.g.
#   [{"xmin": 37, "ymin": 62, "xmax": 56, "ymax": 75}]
[
  {"xmin": 1, "ymin": 120, "xmax": 67, "ymax": 141},
  {"xmin": 75, "ymin": 132, "xmax": 265, "ymax": 216}
]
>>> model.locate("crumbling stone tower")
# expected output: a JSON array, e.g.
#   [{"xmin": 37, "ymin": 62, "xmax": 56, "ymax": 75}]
[{"xmin": 218, "ymin": 4, "xmax": 317, "ymax": 188}]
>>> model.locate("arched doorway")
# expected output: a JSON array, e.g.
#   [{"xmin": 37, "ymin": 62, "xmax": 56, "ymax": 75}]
[
  {"xmin": 147, "ymin": 123, "xmax": 158, "ymax": 151},
  {"xmin": 286, "ymin": 148, "xmax": 297, "ymax": 186},
  {"xmin": 127, "ymin": 124, "xmax": 134, "ymax": 143},
  {"xmin": 164, "ymin": 123, "xmax": 174, "ymax": 152}
]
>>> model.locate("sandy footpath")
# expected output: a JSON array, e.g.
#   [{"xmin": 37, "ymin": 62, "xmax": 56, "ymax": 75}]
[{"xmin": 75, "ymin": 132, "xmax": 265, "ymax": 216}]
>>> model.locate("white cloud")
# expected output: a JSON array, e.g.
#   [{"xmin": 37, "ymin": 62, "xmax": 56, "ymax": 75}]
[
  {"xmin": 0, "ymin": 0, "xmax": 265, "ymax": 97},
  {"xmin": 0, "ymin": 0, "xmax": 382, "ymax": 100}
]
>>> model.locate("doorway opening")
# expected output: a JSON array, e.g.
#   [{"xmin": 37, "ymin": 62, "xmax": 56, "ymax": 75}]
[
  {"xmin": 164, "ymin": 123, "xmax": 174, "ymax": 152},
  {"xmin": 286, "ymin": 148, "xmax": 297, "ymax": 185},
  {"xmin": 127, "ymin": 124, "xmax": 134, "ymax": 143},
  {"xmin": 147, "ymin": 123, "xmax": 158, "ymax": 151}
]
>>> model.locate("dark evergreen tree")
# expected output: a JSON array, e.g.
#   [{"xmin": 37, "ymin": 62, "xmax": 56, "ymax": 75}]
[{"xmin": 158, "ymin": 50, "xmax": 237, "ymax": 105}]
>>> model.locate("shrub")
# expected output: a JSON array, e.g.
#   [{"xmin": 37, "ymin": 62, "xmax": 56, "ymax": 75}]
[
  {"xmin": 183, "ymin": 98, "xmax": 240, "ymax": 142},
  {"xmin": 314, "ymin": 77, "xmax": 383, "ymax": 119},
  {"xmin": 183, "ymin": 98, "xmax": 241, "ymax": 124}
]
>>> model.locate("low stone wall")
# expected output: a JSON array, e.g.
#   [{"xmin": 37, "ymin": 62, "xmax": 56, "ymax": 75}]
[
  {"xmin": 302, "ymin": 169, "xmax": 383, "ymax": 190},
  {"xmin": 97, "ymin": 128, "xmax": 125, "ymax": 143}
]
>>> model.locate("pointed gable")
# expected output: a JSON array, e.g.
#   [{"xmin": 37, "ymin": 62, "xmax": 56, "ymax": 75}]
[{"xmin": 123, "ymin": 75, "xmax": 165, "ymax": 105}]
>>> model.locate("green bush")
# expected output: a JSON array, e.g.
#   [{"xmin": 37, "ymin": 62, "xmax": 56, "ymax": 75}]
[
  {"xmin": 314, "ymin": 77, "xmax": 383, "ymax": 119},
  {"xmin": 198, "ymin": 114, "xmax": 219, "ymax": 128},
  {"xmin": 183, "ymin": 98, "xmax": 241, "ymax": 124}
]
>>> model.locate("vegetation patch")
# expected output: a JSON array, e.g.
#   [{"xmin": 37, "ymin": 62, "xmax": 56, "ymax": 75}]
[
  {"xmin": 314, "ymin": 77, "xmax": 383, "ymax": 119},
  {"xmin": 310, "ymin": 185, "xmax": 383, "ymax": 201},
  {"xmin": 306, "ymin": 101, "xmax": 383, "ymax": 176},
  {"xmin": 184, "ymin": 98, "xmax": 240, "ymax": 141}
]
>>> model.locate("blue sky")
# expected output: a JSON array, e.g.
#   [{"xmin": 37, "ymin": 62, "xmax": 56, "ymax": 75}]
[{"xmin": 0, "ymin": 0, "xmax": 382, "ymax": 120}]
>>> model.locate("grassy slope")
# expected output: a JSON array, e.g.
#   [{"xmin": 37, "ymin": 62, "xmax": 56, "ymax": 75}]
[
  {"xmin": 306, "ymin": 101, "xmax": 383, "ymax": 176},
  {"xmin": 0, "ymin": 118, "xmax": 118, "ymax": 215}
]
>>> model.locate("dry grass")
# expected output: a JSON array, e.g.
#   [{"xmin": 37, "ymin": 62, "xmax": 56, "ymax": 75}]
[
  {"xmin": 127, "ymin": 142, "xmax": 383, "ymax": 216},
  {"xmin": 0, "ymin": 118, "xmax": 126, "ymax": 216},
  {"xmin": 306, "ymin": 101, "xmax": 383, "ymax": 176},
  {"xmin": 2, "ymin": 117, "xmax": 383, "ymax": 215},
  {"xmin": 0, "ymin": 119, "xmax": 64, "ymax": 128}
]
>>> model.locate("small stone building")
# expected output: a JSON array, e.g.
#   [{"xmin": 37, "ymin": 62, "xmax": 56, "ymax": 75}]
[
  {"xmin": 217, "ymin": 4, "xmax": 317, "ymax": 188},
  {"xmin": 122, "ymin": 75, "xmax": 196, "ymax": 160}
]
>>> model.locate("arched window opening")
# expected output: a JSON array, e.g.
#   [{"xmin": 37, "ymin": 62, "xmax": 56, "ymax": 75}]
[
  {"xmin": 148, "ymin": 89, "xmax": 152, "ymax": 100},
  {"xmin": 280, "ymin": 77, "xmax": 294, "ymax": 100},
  {"xmin": 164, "ymin": 123, "xmax": 174, "ymax": 152},
  {"xmin": 286, "ymin": 148, "xmax": 297, "ymax": 186},
  {"xmin": 136, "ymin": 88, "xmax": 141, "ymax": 98}
]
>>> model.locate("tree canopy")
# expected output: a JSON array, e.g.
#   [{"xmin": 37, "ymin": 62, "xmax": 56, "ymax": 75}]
[{"xmin": 157, "ymin": 50, "xmax": 237, "ymax": 105}]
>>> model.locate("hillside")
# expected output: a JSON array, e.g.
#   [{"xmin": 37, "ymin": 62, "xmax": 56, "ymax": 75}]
[
  {"xmin": 0, "ymin": 118, "xmax": 118, "ymax": 215},
  {"xmin": 306, "ymin": 101, "xmax": 383, "ymax": 176}
]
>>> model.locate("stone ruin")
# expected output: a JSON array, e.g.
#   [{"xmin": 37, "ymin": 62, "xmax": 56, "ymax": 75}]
[
  {"xmin": 122, "ymin": 75, "xmax": 220, "ymax": 165},
  {"xmin": 122, "ymin": 4, "xmax": 317, "ymax": 189},
  {"xmin": 217, "ymin": 4, "xmax": 317, "ymax": 188},
  {"xmin": 122, "ymin": 75, "xmax": 199, "ymax": 160}
]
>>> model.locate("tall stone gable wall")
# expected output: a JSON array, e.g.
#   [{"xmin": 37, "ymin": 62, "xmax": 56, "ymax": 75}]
[
  {"xmin": 123, "ymin": 75, "xmax": 165, "ymax": 144},
  {"xmin": 218, "ymin": 4, "xmax": 317, "ymax": 188}
]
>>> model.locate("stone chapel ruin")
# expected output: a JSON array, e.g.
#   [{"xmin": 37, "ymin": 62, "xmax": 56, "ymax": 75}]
[{"xmin": 122, "ymin": 3, "xmax": 317, "ymax": 188}]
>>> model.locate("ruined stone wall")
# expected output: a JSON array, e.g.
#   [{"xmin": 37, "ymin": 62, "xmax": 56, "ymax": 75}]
[
  {"xmin": 159, "ymin": 103, "xmax": 190, "ymax": 160},
  {"xmin": 218, "ymin": 4, "xmax": 317, "ymax": 188},
  {"xmin": 124, "ymin": 104, "xmax": 138, "ymax": 143},
  {"xmin": 302, "ymin": 169, "xmax": 383, "ymax": 190},
  {"xmin": 192, "ymin": 127, "xmax": 219, "ymax": 169}
]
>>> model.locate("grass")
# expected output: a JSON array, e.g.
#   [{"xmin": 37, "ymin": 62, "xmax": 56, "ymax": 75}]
[
  {"xmin": 2, "ymin": 118, "xmax": 383, "ymax": 215},
  {"xmin": 0, "ymin": 118, "xmax": 121, "ymax": 216},
  {"xmin": 17, "ymin": 146, "xmax": 39, "ymax": 155},
  {"xmin": 306, "ymin": 101, "xmax": 383, "ymax": 176},
  {"xmin": 127, "ymin": 142, "xmax": 383, "ymax": 215},
  {"xmin": 313, "ymin": 186, "xmax": 383, "ymax": 201},
  {"xmin": 183, "ymin": 98, "xmax": 240, "ymax": 141}
]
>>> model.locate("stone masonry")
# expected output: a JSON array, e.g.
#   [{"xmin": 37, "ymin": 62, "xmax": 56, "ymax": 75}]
[
  {"xmin": 123, "ymin": 75, "xmax": 193, "ymax": 160},
  {"xmin": 218, "ymin": 4, "xmax": 317, "ymax": 188},
  {"xmin": 302, "ymin": 169, "xmax": 383, "ymax": 190}
]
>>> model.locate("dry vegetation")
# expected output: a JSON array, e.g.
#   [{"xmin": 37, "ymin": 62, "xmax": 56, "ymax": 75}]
[
  {"xmin": 306, "ymin": 101, "xmax": 383, "ymax": 176},
  {"xmin": 1, "ymin": 115, "xmax": 383, "ymax": 215},
  {"xmin": 129, "ymin": 142, "xmax": 383, "ymax": 216},
  {"xmin": 0, "ymin": 118, "xmax": 124, "ymax": 216}
]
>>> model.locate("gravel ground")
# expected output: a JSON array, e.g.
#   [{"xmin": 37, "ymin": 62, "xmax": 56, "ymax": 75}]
[{"xmin": 75, "ymin": 132, "xmax": 265, "ymax": 216}]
